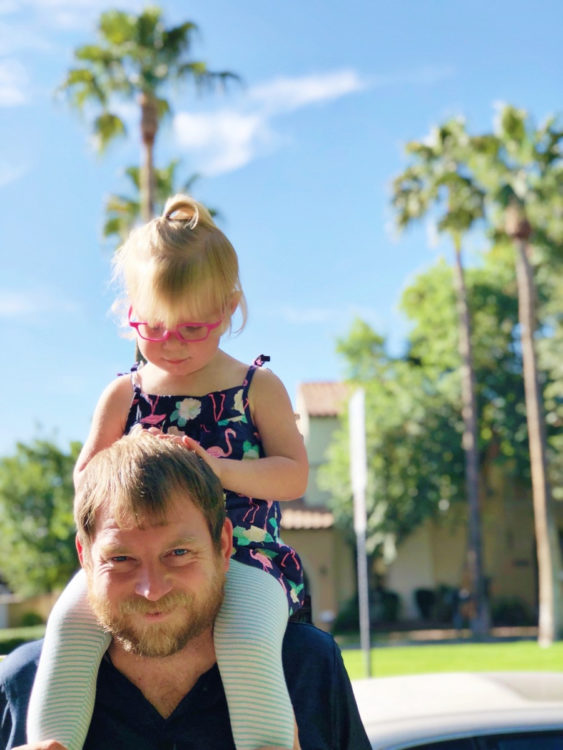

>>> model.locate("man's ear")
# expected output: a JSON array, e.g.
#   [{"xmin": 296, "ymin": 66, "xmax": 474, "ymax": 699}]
[{"xmin": 220, "ymin": 519, "xmax": 233, "ymax": 571}]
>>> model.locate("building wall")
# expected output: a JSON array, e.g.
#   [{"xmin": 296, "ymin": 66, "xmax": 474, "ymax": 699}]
[
  {"xmin": 282, "ymin": 527, "xmax": 355, "ymax": 630},
  {"xmin": 1, "ymin": 591, "xmax": 59, "ymax": 628},
  {"xmin": 301, "ymin": 415, "xmax": 341, "ymax": 508},
  {"xmin": 383, "ymin": 461, "xmax": 563, "ymax": 621}
]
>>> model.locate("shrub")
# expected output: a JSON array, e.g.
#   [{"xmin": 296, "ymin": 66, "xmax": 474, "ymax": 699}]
[
  {"xmin": 491, "ymin": 596, "xmax": 536, "ymax": 626},
  {"xmin": 332, "ymin": 587, "xmax": 402, "ymax": 634},
  {"xmin": 414, "ymin": 588, "xmax": 436, "ymax": 619},
  {"xmin": 19, "ymin": 611, "xmax": 44, "ymax": 627}
]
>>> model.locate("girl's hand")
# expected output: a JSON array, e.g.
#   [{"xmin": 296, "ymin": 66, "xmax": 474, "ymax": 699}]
[
  {"xmin": 145, "ymin": 429, "xmax": 223, "ymax": 481},
  {"xmin": 180, "ymin": 435, "xmax": 224, "ymax": 481}
]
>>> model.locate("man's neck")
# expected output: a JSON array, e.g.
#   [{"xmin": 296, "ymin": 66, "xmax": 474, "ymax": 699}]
[{"xmin": 108, "ymin": 630, "xmax": 217, "ymax": 718}]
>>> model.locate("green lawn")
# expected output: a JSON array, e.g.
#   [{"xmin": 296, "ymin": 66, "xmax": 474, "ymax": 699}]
[
  {"xmin": 0, "ymin": 625, "xmax": 45, "ymax": 655},
  {"xmin": 3, "ymin": 628, "xmax": 563, "ymax": 683},
  {"xmin": 342, "ymin": 640, "xmax": 563, "ymax": 681}
]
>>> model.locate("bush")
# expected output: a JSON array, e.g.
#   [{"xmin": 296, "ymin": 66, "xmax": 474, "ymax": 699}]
[
  {"xmin": 19, "ymin": 611, "xmax": 44, "ymax": 627},
  {"xmin": 372, "ymin": 588, "xmax": 401, "ymax": 622},
  {"xmin": 0, "ymin": 625, "xmax": 45, "ymax": 654},
  {"xmin": 491, "ymin": 597, "xmax": 536, "ymax": 626},
  {"xmin": 331, "ymin": 587, "xmax": 402, "ymax": 634},
  {"xmin": 433, "ymin": 584, "xmax": 458, "ymax": 623},
  {"xmin": 414, "ymin": 588, "xmax": 436, "ymax": 619}
]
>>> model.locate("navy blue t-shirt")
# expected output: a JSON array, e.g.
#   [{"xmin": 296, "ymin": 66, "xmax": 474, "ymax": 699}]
[{"xmin": 0, "ymin": 622, "xmax": 370, "ymax": 749}]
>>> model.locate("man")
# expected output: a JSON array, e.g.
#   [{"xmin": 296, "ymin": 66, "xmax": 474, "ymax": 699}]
[{"xmin": 1, "ymin": 431, "xmax": 370, "ymax": 749}]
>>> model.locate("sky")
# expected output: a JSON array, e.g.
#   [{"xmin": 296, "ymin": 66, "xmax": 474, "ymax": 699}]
[{"xmin": 1, "ymin": 0, "xmax": 562, "ymax": 455}]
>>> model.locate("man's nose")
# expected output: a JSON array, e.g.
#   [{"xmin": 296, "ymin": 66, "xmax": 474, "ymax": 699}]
[{"xmin": 134, "ymin": 562, "xmax": 173, "ymax": 600}]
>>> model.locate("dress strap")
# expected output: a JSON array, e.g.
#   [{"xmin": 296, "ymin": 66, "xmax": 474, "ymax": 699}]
[
  {"xmin": 243, "ymin": 354, "xmax": 270, "ymax": 396},
  {"xmin": 116, "ymin": 363, "xmax": 142, "ymax": 393},
  {"xmin": 253, "ymin": 354, "xmax": 270, "ymax": 368}
]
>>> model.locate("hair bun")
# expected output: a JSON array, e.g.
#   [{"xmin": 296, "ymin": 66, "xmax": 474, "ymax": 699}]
[{"xmin": 162, "ymin": 194, "xmax": 199, "ymax": 229}]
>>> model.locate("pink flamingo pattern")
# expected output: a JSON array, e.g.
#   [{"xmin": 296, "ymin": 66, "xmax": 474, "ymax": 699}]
[
  {"xmin": 207, "ymin": 427, "xmax": 236, "ymax": 458},
  {"xmin": 123, "ymin": 356, "xmax": 305, "ymax": 614}
]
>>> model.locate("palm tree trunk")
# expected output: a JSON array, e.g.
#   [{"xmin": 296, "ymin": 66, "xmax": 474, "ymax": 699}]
[
  {"xmin": 453, "ymin": 242, "xmax": 490, "ymax": 636},
  {"xmin": 513, "ymin": 234, "xmax": 561, "ymax": 646},
  {"xmin": 140, "ymin": 93, "xmax": 158, "ymax": 223}
]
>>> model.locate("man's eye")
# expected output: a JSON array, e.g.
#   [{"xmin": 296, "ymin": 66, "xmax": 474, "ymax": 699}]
[
  {"xmin": 110, "ymin": 555, "xmax": 130, "ymax": 563},
  {"xmin": 170, "ymin": 548, "xmax": 188, "ymax": 557}
]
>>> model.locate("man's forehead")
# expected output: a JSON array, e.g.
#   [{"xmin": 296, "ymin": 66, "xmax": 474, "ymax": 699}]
[
  {"xmin": 97, "ymin": 512, "xmax": 168, "ymax": 533},
  {"xmin": 91, "ymin": 493, "xmax": 210, "ymax": 540}
]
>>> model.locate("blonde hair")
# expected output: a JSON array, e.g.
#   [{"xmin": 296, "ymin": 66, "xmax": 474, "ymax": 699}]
[
  {"xmin": 74, "ymin": 429, "xmax": 226, "ymax": 551},
  {"xmin": 112, "ymin": 194, "xmax": 247, "ymax": 332}
]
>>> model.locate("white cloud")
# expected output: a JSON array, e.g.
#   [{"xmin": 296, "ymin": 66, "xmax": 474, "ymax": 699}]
[
  {"xmin": 174, "ymin": 69, "xmax": 367, "ymax": 176},
  {"xmin": 0, "ymin": 1, "xmax": 20, "ymax": 13},
  {"xmin": 370, "ymin": 65, "xmax": 456, "ymax": 88},
  {"xmin": 0, "ymin": 0, "xmax": 139, "ymax": 33},
  {"xmin": 425, "ymin": 218, "xmax": 440, "ymax": 249},
  {"xmin": 174, "ymin": 110, "xmax": 276, "ymax": 176},
  {"xmin": 173, "ymin": 65, "xmax": 454, "ymax": 176},
  {"xmin": 0, "ymin": 20, "xmax": 52, "ymax": 54},
  {"xmin": 273, "ymin": 304, "xmax": 383, "ymax": 328},
  {"xmin": 0, "ymin": 58, "xmax": 29, "ymax": 105},
  {"xmin": 248, "ymin": 69, "xmax": 368, "ymax": 114},
  {"xmin": 0, "ymin": 290, "xmax": 77, "ymax": 317},
  {"xmin": 0, "ymin": 160, "xmax": 28, "ymax": 187}
]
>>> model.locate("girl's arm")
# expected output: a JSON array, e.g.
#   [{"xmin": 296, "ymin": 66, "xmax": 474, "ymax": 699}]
[
  {"xmin": 186, "ymin": 368, "xmax": 308, "ymax": 501},
  {"xmin": 73, "ymin": 375, "xmax": 133, "ymax": 487}
]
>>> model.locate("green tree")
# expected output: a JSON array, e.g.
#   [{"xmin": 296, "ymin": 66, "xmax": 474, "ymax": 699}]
[
  {"xmin": 470, "ymin": 105, "xmax": 563, "ymax": 645},
  {"xmin": 391, "ymin": 118, "xmax": 490, "ymax": 635},
  {"xmin": 321, "ymin": 252, "xmax": 533, "ymax": 619},
  {"xmin": 320, "ymin": 317, "xmax": 466, "ymax": 557},
  {"xmin": 103, "ymin": 159, "xmax": 219, "ymax": 245},
  {"xmin": 59, "ymin": 6, "xmax": 238, "ymax": 221},
  {"xmin": 0, "ymin": 438, "xmax": 81, "ymax": 595}
]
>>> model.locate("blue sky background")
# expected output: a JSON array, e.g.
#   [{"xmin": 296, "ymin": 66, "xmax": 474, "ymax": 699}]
[{"xmin": 1, "ymin": 0, "xmax": 562, "ymax": 454}]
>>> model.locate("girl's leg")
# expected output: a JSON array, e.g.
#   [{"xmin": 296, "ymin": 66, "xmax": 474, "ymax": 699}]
[
  {"xmin": 27, "ymin": 569, "xmax": 111, "ymax": 750},
  {"xmin": 214, "ymin": 559, "xmax": 296, "ymax": 750}
]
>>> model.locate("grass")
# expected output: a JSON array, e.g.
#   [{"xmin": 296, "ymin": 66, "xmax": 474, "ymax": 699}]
[
  {"xmin": 0, "ymin": 625, "xmax": 45, "ymax": 655},
  {"xmin": 3, "ymin": 626, "xmax": 563, "ymax": 682},
  {"xmin": 342, "ymin": 640, "xmax": 563, "ymax": 681}
]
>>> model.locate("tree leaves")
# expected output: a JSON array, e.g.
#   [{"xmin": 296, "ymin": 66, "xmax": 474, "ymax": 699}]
[{"xmin": 0, "ymin": 439, "xmax": 81, "ymax": 595}]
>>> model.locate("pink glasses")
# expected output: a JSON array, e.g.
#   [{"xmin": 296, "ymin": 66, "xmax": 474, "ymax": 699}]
[{"xmin": 128, "ymin": 307, "xmax": 223, "ymax": 343}]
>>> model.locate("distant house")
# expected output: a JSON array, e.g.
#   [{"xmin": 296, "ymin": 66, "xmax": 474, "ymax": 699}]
[
  {"xmin": 285, "ymin": 380, "xmax": 563, "ymax": 627},
  {"xmin": 280, "ymin": 382, "xmax": 355, "ymax": 630}
]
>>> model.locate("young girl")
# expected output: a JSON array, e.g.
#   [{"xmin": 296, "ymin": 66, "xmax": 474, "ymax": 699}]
[{"xmin": 27, "ymin": 195, "xmax": 308, "ymax": 750}]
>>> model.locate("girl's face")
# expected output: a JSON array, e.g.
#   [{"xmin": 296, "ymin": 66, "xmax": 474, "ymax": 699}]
[{"xmin": 132, "ymin": 304, "xmax": 228, "ymax": 378}]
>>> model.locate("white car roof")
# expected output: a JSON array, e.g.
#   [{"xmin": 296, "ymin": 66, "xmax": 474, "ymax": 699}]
[{"xmin": 353, "ymin": 671, "xmax": 563, "ymax": 749}]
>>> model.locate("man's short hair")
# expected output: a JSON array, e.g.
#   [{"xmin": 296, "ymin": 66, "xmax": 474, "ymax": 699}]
[{"xmin": 74, "ymin": 429, "xmax": 226, "ymax": 550}]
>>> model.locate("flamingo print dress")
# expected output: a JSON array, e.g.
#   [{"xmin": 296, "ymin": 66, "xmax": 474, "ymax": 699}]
[{"xmin": 123, "ymin": 356, "xmax": 305, "ymax": 615}]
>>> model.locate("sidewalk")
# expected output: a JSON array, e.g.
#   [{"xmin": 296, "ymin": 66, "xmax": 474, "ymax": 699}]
[{"xmin": 337, "ymin": 625, "xmax": 539, "ymax": 649}]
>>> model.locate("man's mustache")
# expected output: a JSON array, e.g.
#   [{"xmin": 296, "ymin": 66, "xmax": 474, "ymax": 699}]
[{"xmin": 118, "ymin": 591, "xmax": 193, "ymax": 616}]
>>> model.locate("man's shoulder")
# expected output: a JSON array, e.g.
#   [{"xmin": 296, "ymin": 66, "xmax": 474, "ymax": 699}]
[
  {"xmin": 0, "ymin": 640, "xmax": 42, "ymax": 697},
  {"xmin": 282, "ymin": 622, "xmax": 342, "ymax": 680},
  {"xmin": 283, "ymin": 621, "xmax": 336, "ymax": 653}
]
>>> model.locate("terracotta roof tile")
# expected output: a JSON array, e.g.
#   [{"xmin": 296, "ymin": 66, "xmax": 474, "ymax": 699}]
[
  {"xmin": 280, "ymin": 497, "xmax": 334, "ymax": 530},
  {"xmin": 281, "ymin": 508, "xmax": 334, "ymax": 530},
  {"xmin": 297, "ymin": 382, "xmax": 349, "ymax": 417}
]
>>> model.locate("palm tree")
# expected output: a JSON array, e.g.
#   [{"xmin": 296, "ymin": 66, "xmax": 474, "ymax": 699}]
[
  {"xmin": 58, "ymin": 6, "xmax": 239, "ymax": 222},
  {"xmin": 470, "ymin": 105, "xmax": 563, "ymax": 645},
  {"xmin": 392, "ymin": 118, "xmax": 490, "ymax": 636},
  {"xmin": 103, "ymin": 159, "xmax": 219, "ymax": 245}
]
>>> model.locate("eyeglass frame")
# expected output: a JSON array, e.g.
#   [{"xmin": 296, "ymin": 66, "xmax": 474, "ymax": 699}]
[{"xmin": 128, "ymin": 306, "xmax": 224, "ymax": 343}]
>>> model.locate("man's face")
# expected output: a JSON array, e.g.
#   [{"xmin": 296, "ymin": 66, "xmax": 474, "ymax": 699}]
[{"xmin": 77, "ymin": 491, "xmax": 231, "ymax": 658}]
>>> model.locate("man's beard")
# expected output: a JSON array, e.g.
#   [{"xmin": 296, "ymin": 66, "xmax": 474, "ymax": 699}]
[{"xmin": 88, "ymin": 573, "xmax": 224, "ymax": 658}]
